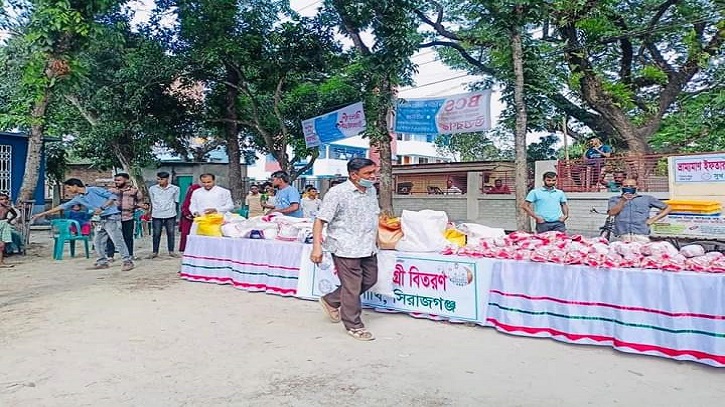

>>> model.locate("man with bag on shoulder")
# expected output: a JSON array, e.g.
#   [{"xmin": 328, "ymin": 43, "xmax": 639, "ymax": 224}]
[{"xmin": 310, "ymin": 158, "xmax": 380, "ymax": 341}]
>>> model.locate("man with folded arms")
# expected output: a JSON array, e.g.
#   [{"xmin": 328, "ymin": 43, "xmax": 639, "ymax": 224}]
[{"xmin": 311, "ymin": 158, "xmax": 380, "ymax": 341}]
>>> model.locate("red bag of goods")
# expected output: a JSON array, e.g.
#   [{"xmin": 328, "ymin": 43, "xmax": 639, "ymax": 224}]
[
  {"xmin": 564, "ymin": 251, "xmax": 586, "ymax": 265},
  {"xmin": 518, "ymin": 238, "xmax": 545, "ymax": 250},
  {"xmin": 548, "ymin": 249, "xmax": 567, "ymax": 264},
  {"xmin": 680, "ymin": 244, "xmax": 706, "ymax": 258},
  {"xmin": 640, "ymin": 256, "xmax": 661, "ymax": 270},
  {"xmin": 492, "ymin": 246, "xmax": 516, "ymax": 259},
  {"xmin": 585, "ymin": 253, "xmax": 606, "ymax": 268},
  {"xmin": 603, "ymin": 253, "xmax": 624, "ymax": 268},
  {"xmin": 512, "ymin": 249, "xmax": 533, "ymax": 261},
  {"xmin": 660, "ymin": 253, "xmax": 687, "ymax": 272},
  {"xmin": 507, "ymin": 231, "xmax": 533, "ymax": 242},
  {"xmin": 589, "ymin": 243, "xmax": 610, "ymax": 255},
  {"xmin": 569, "ymin": 234, "xmax": 584, "ymax": 242},
  {"xmin": 535, "ymin": 231, "xmax": 567, "ymax": 244},
  {"xmin": 479, "ymin": 239, "xmax": 495, "ymax": 250},
  {"xmin": 620, "ymin": 252, "xmax": 643, "ymax": 268},
  {"xmin": 707, "ymin": 259, "xmax": 725, "ymax": 273},
  {"xmin": 530, "ymin": 246, "xmax": 551, "ymax": 262},
  {"xmin": 685, "ymin": 256, "xmax": 712, "ymax": 272}
]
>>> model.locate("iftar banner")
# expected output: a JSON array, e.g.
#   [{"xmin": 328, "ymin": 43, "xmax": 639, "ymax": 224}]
[
  {"xmin": 394, "ymin": 90, "xmax": 492, "ymax": 135},
  {"xmin": 302, "ymin": 102, "xmax": 367, "ymax": 148}
]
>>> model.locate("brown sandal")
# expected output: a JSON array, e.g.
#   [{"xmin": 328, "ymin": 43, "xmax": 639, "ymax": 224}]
[
  {"xmin": 319, "ymin": 297, "xmax": 341, "ymax": 323},
  {"xmin": 347, "ymin": 328, "xmax": 375, "ymax": 341}
]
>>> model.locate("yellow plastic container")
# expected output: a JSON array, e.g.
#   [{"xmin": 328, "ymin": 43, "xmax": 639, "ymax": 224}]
[{"xmin": 664, "ymin": 200, "xmax": 722, "ymax": 213}]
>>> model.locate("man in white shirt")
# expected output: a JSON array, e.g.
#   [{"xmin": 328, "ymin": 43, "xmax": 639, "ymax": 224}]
[
  {"xmin": 301, "ymin": 187, "xmax": 321, "ymax": 218},
  {"xmin": 189, "ymin": 173, "xmax": 235, "ymax": 217},
  {"xmin": 147, "ymin": 171, "xmax": 181, "ymax": 259}
]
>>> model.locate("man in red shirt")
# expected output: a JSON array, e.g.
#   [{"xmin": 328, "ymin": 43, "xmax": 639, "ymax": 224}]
[{"xmin": 487, "ymin": 179, "xmax": 511, "ymax": 194}]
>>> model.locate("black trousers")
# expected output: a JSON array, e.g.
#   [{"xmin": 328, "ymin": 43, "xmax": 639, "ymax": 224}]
[
  {"xmin": 107, "ymin": 219, "xmax": 135, "ymax": 257},
  {"xmin": 152, "ymin": 217, "xmax": 176, "ymax": 254}
]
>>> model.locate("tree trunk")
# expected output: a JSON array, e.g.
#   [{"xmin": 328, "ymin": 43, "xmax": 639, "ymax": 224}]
[
  {"xmin": 375, "ymin": 121, "xmax": 394, "ymax": 216},
  {"xmin": 18, "ymin": 91, "xmax": 50, "ymax": 204},
  {"xmin": 223, "ymin": 66, "xmax": 244, "ymax": 204},
  {"xmin": 511, "ymin": 28, "xmax": 531, "ymax": 232}
]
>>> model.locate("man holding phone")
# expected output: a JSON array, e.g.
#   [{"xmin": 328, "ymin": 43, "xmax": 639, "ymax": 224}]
[{"xmin": 607, "ymin": 178, "xmax": 671, "ymax": 243}]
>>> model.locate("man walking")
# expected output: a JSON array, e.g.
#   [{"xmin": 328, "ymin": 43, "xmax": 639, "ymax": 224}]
[
  {"xmin": 521, "ymin": 171, "xmax": 570, "ymax": 233},
  {"xmin": 189, "ymin": 173, "xmax": 235, "ymax": 216},
  {"xmin": 106, "ymin": 173, "xmax": 143, "ymax": 260},
  {"xmin": 147, "ymin": 171, "xmax": 181, "ymax": 259},
  {"xmin": 268, "ymin": 171, "xmax": 303, "ymax": 218},
  {"xmin": 607, "ymin": 178, "xmax": 671, "ymax": 242},
  {"xmin": 310, "ymin": 158, "xmax": 380, "ymax": 341},
  {"xmin": 31, "ymin": 178, "xmax": 134, "ymax": 271}
]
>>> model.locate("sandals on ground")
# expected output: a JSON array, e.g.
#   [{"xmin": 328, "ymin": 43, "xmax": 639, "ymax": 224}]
[
  {"xmin": 319, "ymin": 297, "xmax": 341, "ymax": 323},
  {"xmin": 347, "ymin": 328, "xmax": 375, "ymax": 341}
]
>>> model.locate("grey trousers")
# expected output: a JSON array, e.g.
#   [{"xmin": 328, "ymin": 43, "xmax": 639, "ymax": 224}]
[{"xmin": 95, "ymin": 214, "xmax": 131, "ymax": 264}]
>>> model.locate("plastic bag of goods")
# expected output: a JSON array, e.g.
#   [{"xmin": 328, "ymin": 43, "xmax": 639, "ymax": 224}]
[
  {"xmin": 611, "ymin": 241, "xmax": 643, "ymax": 256},
  {"xmin": 680, "ymin": 244, "xmax": 706, "ymax": 258},
  {"xmin": 512, "ymin": 249, "xmax": 533, "ymax": 261},
  {"xmin": 530, "ymin": 246, "xmax": 551, "ymax": 262},
  {"xmin": 456, "ymin": 223, "xmax": 505, "ymax": 246},
  {"xmin": 194, "ymin": 213, "xmax": 225, "ymax": 237},
  {"xmin": 685, "ymin": 256, "xmax": 712, "ymax": 272},
  {"xmin": 585, "ymin": 253, "xmax": 606, "ymax": 268},
  {"xmin": 534, "ymin": 231, "xmax": 567, "ymax": 244},
  {"xmin": 660, "ymin": 253, "xmax": 687, "ymax": 272},
  {"xmin": 603, "ymin": 253, "xmax": 624, "ymax": 268},
  {"xmin": 548, "ymin": 249, "xmax": 567, "ymax": 264},
  {"xmin": 443, "ymin": 228, "xmax": 467, "ymax": 248},
  {"xmin": 378, "ymin": 215, "xmax": 403, "ymax": 250},
  {"xmin": 396, "ymin": 210, "xmax": 449, "ymax": 252},
  {"xmin": 640, "ymin": 241, "xmax": 679, "ymax": 257}
]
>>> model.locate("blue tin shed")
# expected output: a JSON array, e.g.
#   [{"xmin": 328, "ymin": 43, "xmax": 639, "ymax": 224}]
[{"xmin": 0, "ymin": 132, "xmax": 47, "ymax": 208}]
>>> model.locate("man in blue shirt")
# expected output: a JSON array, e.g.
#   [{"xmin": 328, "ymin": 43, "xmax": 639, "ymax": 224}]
[
  {"xmin": 607, "ymin": 178, "xmax": 671, "ymax": 242},
  {"xmin": 31, "ymin": 178, "xmax": 135, "ymax": 271},
  {"xmin": 521, "ymin": 171, "xmax": 570, "ymax": 233},
  {"xmin": 268, "ymin": 171, "xmax": 303, "ymax": 218}
]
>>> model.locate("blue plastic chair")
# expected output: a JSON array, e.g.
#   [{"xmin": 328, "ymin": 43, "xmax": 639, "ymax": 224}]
[{"xmin": 50, "ymin": 219, "xmax": 90, "ymax": 260}]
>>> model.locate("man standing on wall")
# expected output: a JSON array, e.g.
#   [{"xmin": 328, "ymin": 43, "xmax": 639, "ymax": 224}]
[
  {"xmin": 310, "ymin": 158, "xmax": 380, "ymax": 341},
  {"xmin": 147, "ymin": 171, "xmax": 181, "ymax": 259},
  {"xmin": 106, "ymin": 173, "xmax": 143, "ymax": 261},
  {"xmin": 268, "ymin": 171, "xmax": 303, "ymax": 218},
  {"xmin": 521, "ymin": 171, "xmax": 570, "ymax": 233},
  {"xmin": 31, "ymin": 178, "xmax": 134, "ymax": 271}
]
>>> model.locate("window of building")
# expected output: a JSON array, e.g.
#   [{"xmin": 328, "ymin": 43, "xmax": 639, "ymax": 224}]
[
  {"xmin": 418, "ymin": 157, "xmax": 429, "ymax": 164},
  {"xmin": 0, "ymin": 145, "xmax": 11, "ymax": 194}
]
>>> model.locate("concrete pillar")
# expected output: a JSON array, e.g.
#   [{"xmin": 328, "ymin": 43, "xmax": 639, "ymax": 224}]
[{"xmin": 466, "ymin": 171, "xmax": 481, "ymax": 220}]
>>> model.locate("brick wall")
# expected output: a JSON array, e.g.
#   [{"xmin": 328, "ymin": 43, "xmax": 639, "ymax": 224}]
[
  {"xmin": 393, "ymin": 196, "xmax": 468, "ymax": 221},
  {"xmin": 394, "ymin": 191, "xmax": 670, "ymax": 236}
]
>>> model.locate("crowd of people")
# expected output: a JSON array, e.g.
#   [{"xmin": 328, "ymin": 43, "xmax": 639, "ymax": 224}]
[{"xmin": 15, "ymin": 155, "xmax": 675, "ymax": 342}]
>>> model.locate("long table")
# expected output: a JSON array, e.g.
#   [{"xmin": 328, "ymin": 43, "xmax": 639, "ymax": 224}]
[{"xmin": 181, "ymin": 235, "xmax": 725, "ymax": 367}]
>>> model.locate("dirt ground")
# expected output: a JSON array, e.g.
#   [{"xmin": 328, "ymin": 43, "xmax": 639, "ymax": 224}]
[{"xmin": 1, "ymin": 233, "xmax": 723, "ymax": 407}]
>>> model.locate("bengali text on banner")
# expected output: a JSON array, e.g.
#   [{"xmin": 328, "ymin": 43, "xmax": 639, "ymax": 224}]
[
  {"xmin": 394, "ymin": 90, "xmax": 492, "ymax": 135},
  {"xmin": 673, "ymin": 153, "xmax": 725, "ymax": 183},
  {"xmin": 302, "ymin": 102, "xmax": 366, "ymax": 148},
  {"xmin": 307, "ymin": 251, "xmax": 487, "ymax": 322}
]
